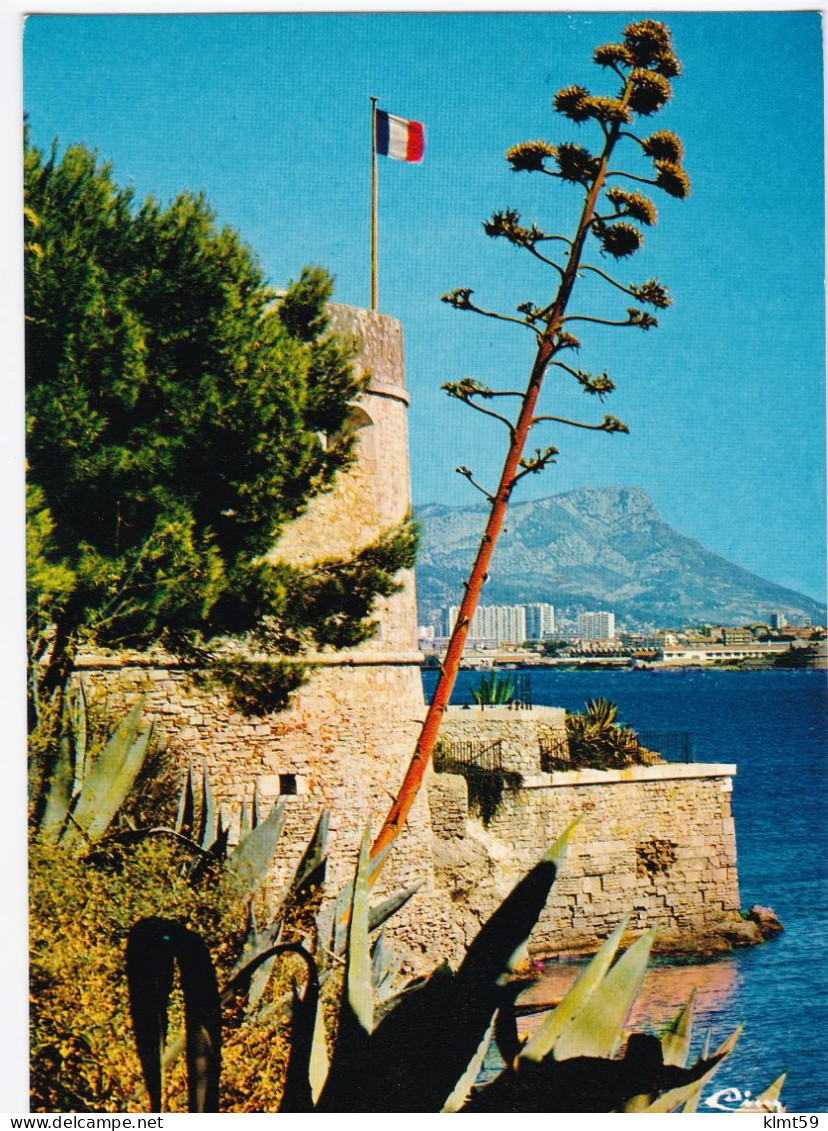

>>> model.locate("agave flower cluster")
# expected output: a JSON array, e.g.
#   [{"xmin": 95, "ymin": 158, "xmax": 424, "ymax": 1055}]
[
  {"xmin": 374, "ymin": 19, "xmax": 690, "ymax": 925},
  {"xmin": 436, "ymin": 19, "xmax": 689, "ymax": 512}
]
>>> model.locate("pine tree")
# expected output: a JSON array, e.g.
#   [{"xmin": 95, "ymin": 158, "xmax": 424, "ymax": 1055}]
[{"xmin": 25, "ymin": 133, "xmax": 416, "ymax": 721}]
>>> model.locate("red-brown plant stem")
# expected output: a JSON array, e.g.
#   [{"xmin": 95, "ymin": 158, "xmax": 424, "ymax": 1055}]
[{"xmin": 371, "ymin": 89, "xmax": 632, "ymax": 866}]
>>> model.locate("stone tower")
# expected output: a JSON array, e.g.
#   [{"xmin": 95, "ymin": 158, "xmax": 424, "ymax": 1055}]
[
  {"xmin": 273, "ymin": 303, "xmax": 419, "ymax": 659},
  {"xmin": 75, "ymin": 303, "xmax": 462, "ymax": 960}
]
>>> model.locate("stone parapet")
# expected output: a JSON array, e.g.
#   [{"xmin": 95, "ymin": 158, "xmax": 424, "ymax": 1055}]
[
  {"xmin": 426, "ymin": 760, "xmax": 742, "ymax": 958},
  {"xmin": 521, "ymin": 763, "xmax": 737, "ymax": 788},
  {"xmin": 438, "ymin": 705, "xmax": 567, "ymax": 776}
]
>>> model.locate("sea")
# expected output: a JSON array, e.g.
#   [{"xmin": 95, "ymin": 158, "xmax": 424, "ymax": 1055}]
[{"xmin": 421, "ymin": 667, "xmax": 828, "ymax": 1113}]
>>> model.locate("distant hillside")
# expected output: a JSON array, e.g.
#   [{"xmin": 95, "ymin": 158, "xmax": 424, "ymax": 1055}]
[{"xmin": 414, "ymin": 487, "xmax": 826, "ymax": 631}]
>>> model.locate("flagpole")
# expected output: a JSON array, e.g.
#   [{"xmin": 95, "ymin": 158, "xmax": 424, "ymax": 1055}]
[{"xmin": 370, "ymin": 95, "xmax": 378, "ymax": 311}]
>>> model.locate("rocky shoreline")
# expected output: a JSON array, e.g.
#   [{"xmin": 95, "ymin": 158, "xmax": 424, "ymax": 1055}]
[{"xmin": 527, "ymin": 904, "xmax": 784, "ymax": 965}]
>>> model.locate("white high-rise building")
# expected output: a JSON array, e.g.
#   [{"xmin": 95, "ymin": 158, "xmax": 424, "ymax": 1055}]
[
  {"xmin": 577, "ymin": 610, "xmax": 616, "ymax": 640},
  {"xmin": 447, "ymin": 603, "xmax": 527, "ymax": 646},
  {"xmin": 524, "ymin": 603, "xmax": 555, "ymax": 640}
]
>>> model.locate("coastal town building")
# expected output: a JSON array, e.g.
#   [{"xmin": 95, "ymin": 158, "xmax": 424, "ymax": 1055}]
[
  {"xmin": 658, "ymin": 641, "xmax": 791, "ymax": 665},
  {"xmin": 577, "ymin": 610, "xmax": 617, "ymax": 640},
  {"xmin": 524, "ymin": 602, "xmax": 556, "ymax": 640}
]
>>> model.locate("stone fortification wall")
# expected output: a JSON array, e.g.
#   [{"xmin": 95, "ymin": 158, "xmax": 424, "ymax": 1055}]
[
  {"xmin": 66, "ymin": 304, "xmax": 747, "ymax": 967},
  {"xmin": 73, "ymin": 656, "xmax": 465, "ymax": 965},
  {"xmin": 438, "ymin": 706, "xmax": 566, "ymax": 775},
  {"xmin": 427, "ymin": 754, "xmax": 742, "ymax": 956}
]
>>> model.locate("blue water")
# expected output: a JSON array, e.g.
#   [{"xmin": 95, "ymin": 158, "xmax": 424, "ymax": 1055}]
[{"xmin": 422, "ymin": 667, "xmax": 828, "ymax": 1112}]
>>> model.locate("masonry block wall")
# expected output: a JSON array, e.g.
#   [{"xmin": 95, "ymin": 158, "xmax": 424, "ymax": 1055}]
[{"xmin": 426, "ymin": 708, "xmax": 741, "ymax": 956}]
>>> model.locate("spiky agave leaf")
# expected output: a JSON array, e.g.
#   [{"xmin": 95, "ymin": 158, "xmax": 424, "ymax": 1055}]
[
  {"xmin": 71, "ymin": 678, "xmax": 88, "ymax": 798},
  {"xmin": 660, "ymin": 988, "xmax": 696, "ymax": 1067},
  {"xmin": 627, "ymin": 307, "xmax": 658, "ymax": 331},
  {"xmin": 275, "ymin": 944, "xmax": 321, "ymax": 1113},
  {"xmin": 441, "ymin": 1011, "xmax": 498, "ymax": 1113},
  {"xmin": 61, "ymin": 699, "xmax": 151, "ymax": 848},
  {"xmin": 594, "ymin": 220, "xmax": 643, "ymax": 259},
  {"xmin": 126, "ymin": 917, "xmax": 222, "ymax": 1113},
  {"xmin": 742, "ymin": 1073, "xmax": 787, "ymax": 1112},
  {"xmin": 584, "ymin": 96, "xmax": 631, "ymax": 125},
  {"xmin": 623, "ymin": 19, "xmax": 674, "ymax": 68},
  {"xmin": 313, "ymin": 830, "xmax": 375, "ymax": 1111},
  {"xmin": 322, "ymin": 823, "xmax": 580, "ymax": 1113},
  {"xmin": 629, "ymin": 278, "xmax": 671, "ymax": 308},
  {"xmin": 628, "ymin": 68, "xmax": 672, "ymax": 116},
  {"xmin": 593, "ymin": 42, "xmax": 633, "ymax": 69},
  {"xmin": 468, "ymin": 1030, "xmax": 733, "ymax": 1114},
  {"xmin": 552, "ymin": 929, "xmax": 656, "ymax": 1060},
  {"xmin": 520, "ymin": 918, "xmax": 630, "ymax": 1064},
  {"xmin": 344, "ymin": 829, "xmax": 374, "ymax": 1032},
  {"xmin": 368, "ymin": 880, "xmax": 423, "ymax": 934}
]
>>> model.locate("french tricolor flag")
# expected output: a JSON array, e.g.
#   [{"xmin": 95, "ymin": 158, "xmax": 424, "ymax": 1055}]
[{"xmin": 375, "ymin": 109, "xmax": 425, "ymax": 163}]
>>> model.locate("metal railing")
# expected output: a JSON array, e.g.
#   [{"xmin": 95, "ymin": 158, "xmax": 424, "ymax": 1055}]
[
  {"xmin": 539, "ymin": 730, "xmax": 695, "ymax": 772},
  {"xmin": 633, "ymin": 731, "xmax": 695, "ymax": 763},
  {"xmin": 434, "ymin": 738, "xmax": 504, "ymax": 773},
  {"xmin": 459, "ymin": 671, "xmax": 533, "ymax": 709},
  {"xmin": 538, "ymin": 733, "xmax": 570, "ymax": 772}
]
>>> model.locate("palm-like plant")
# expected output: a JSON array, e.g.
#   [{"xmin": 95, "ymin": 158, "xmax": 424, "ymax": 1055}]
[{"xmin": 565, "ymin": 698, "xmax": 645, "ymax": 769}]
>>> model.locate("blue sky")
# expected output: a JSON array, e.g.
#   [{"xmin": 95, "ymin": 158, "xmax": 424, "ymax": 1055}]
[{"xmin": 22, "ymin": 9, "xmax": 826, "ymax": 602}]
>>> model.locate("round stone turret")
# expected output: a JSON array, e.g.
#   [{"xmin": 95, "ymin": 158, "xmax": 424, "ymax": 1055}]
[{"xmin": 272, "ymin": 303, "xmax": 418, "ymax": 660}]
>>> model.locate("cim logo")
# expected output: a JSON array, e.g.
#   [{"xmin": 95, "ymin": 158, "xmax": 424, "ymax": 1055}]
[{"xmin": 704, "ymin": 1086, "xmax": 784, "ymax": 1113}]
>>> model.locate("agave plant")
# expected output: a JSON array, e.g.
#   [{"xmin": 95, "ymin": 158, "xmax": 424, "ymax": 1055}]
[
  {"xmin": 34, "ymin": 683, "xmax": 154, "ymax": 849},
  {"xmin": 127, "ymin": 820, "xmax": 778, "ymax": 1113},
  {"xmin": 471, "ymin": 671, "xmax": 516, "ymax": 707},
  {"xmin": 565, "ymin": 698, "xmax": 647, "ymax": 770}
]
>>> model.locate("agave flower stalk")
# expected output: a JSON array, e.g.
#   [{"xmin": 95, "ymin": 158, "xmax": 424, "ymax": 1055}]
[{"xmin": 372, "ymin": 20, "xmax": 688, "ymax": 863}]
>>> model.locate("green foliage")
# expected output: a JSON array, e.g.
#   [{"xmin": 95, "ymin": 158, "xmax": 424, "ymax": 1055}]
[
  {"xmin": 564, "ymin": 698, "xmax": 655, "ymax": 770},
  {"xmin": 25, "ymin": 131, "xmax": 416, "ymax": 714},
  {"xmin": 435, "ymin": 755, "xmax": 523, "ymax": 826},
  {"xmin": 125, "ymin": 822, "xmax": 760, "ymax": 1113},
  {"xmin": 470, "ymin": 670, "xmax": 516, "ymax": 706}
]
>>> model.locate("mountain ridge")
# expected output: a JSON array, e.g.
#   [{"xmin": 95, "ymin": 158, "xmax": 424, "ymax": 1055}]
[{"xmin": 413, "ymin": 486, "xmax": 826, "ymax": 630}]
